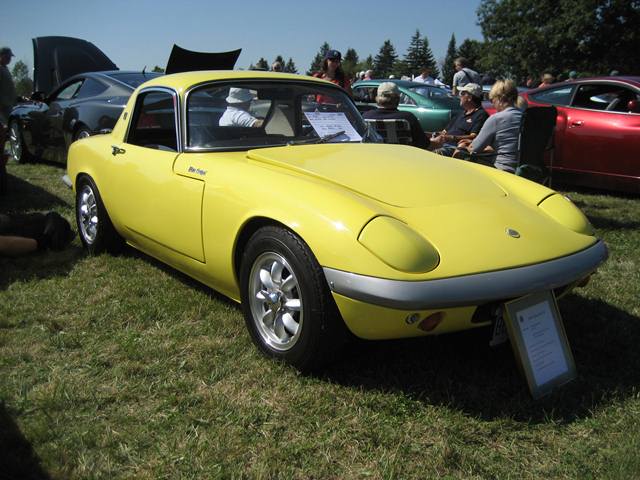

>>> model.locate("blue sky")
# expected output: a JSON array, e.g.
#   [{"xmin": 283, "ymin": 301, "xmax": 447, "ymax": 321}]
[{"xmin": 3, "ymin": 0, "xmax": 483, "ymax": 76}]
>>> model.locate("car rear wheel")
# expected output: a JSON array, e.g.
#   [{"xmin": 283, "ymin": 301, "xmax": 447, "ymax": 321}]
[
  {"xmin": 8, "ymin": 120, "xmax": 31, "ymax": 163},
  {"xmin": 75, "ymin": 175, "xmax": 123, "ymax": 254},
  {"xmin": 240, "ymin": 226, "xmax": 347, "ymax": 372}
]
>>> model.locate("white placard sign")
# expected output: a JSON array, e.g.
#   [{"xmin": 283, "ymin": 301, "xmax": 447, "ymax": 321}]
[
  {"xmin": 304, "ymin": 112, "xmax": 362, "ymax": 142},
  {"xmin": 504, "ymin": 290, "xmax": 577, "ymax": 399},
  {"xmin": 516, "ymin": 301, "xmax": 569, "ymax": 386}
]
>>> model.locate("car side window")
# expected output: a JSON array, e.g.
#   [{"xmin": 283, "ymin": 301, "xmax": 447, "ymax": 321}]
[
  {"xmin": 572, "ymin": 84, "xmax": 638, "ymax": 113},
  {"xmin": 53, "ymin": 80, "xmax": 83, "ymax": 101},
  {"xmin": 529, "ymin": 85, "xmax": 574, "ymax": 106},
  {"xmin": 399, "ymin": 92, "xmax": 416, "ymax": 106},
  {"xmin": 75, "ymin": 78, "xmax": 108, "ymax": 99},
  {"xmin": 353, "ymin": 86, "xmax": 377, "ymax": 103},
  {"xmin": 127, "ymin": 90, "xmax": 178, "ymax": 151}
]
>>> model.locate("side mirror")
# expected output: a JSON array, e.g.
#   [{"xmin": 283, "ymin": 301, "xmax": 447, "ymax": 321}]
[{"xmin": 627, "ymin": 100, "xmax": 640, "ymax": 113}]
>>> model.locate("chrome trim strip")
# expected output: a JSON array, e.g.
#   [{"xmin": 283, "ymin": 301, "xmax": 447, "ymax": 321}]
[{"xmin": 324, "ymin": 240, "xmax": 608, "ymax": 310}]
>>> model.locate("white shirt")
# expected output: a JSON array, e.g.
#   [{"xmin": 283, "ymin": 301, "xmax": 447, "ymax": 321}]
[
  {"xmin": 413, "ymin": 74, "xmax": 445, "ymax": 87},
  {"xmin": 219, "ymin": 106, "xmax": 258, "ymax": 127}
]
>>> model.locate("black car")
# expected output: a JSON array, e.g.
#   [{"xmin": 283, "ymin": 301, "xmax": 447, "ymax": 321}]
[{"xmin": 8, "ymin": 37, "xmax": 161, "ymax": 165}]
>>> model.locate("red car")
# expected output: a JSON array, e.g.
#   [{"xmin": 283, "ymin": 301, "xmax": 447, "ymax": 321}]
[{"xmin": 487, "ymin": 77, "xmax": 640, "ymax": 194}]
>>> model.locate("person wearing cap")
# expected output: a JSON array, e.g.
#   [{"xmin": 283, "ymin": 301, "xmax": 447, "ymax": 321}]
[
  {"xmin": 429, "ymin": 83, "xmax": 488, "ymax": 157},
  {"xmin": 362, "ymin": 82, "xmax": 429, "ymax": 149},
  {"xmin": 313, "ymin": 50, "xmax": 352, "ymax": 96},
  {"xmin": 451, "ymin": 57, "xmax": 481, "ymax": 96},
  {"xmin": 271, "ymin": 61, "xmax": 283, "ymax": 72},
  {"xmin": 458, "ymin": 79, "xmax": 523, "ymax": 173},
  {"xmin": 219, "ymin": 87, "xmax": 263, "ymax": 128},
  {"xmin": 566, "ymin": 70, "xmax": 578, "ymax": 82},
  {"xmin": 0, "ymin": 47, "xmax": 17, "ymax": 125}
]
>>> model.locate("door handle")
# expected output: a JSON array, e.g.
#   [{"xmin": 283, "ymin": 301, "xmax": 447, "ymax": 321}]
[
  {"xmin": 111, "ymin": 145, "xmax": 126, "ymax": 156},
  {"xmin": 570, "ymin": 120, "xmax": 584, "ymax": 127}
]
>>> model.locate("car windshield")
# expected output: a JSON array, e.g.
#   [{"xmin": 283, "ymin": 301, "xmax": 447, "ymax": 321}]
[
  {"xmin": 186, "ymin": 80, "xmax": 379, "ymax": 150},
  {"xmin": 107, "ymin": 72, "xmax": 162, "ymax": 89}
]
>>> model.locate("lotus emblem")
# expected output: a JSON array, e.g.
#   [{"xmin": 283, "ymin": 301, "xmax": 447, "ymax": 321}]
[{"xmin": 506, "ymin": 228, "xmax": 520, "ymax": 238}]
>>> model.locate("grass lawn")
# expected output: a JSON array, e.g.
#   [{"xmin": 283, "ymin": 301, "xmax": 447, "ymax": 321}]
[{"xmin": 1, "ymin": 161, "xmax": 639, "ymax": 479}]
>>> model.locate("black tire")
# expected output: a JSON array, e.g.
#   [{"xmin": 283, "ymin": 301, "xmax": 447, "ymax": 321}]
[
  {"xmin": 239, "ymin": 226, "xmax": 348, "ymax": 372},
  {"xmin": 8, "ymin": 120, "xmax": 32, "ymax": 163},
  {"xmin": 75, "ymin": 174, "xmax": 123, "ymax": 254},
  {"xmin": 74, "ymin": 127, "xmax": 91, "ymax": 142}
]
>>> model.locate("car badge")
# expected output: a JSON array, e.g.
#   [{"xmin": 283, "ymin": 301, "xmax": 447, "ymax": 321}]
[{"xmin": 506, "ymin": 228, "xmax": 520, "ymax": 238}]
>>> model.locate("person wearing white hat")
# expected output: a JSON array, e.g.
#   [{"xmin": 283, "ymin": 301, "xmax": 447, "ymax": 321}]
[
  {"xmin": 0, "ymin": 47, "xmax": 17, "ymax": 125},
  {"xmin": 219, "ymin": 87, "xmax": 263, "ymax": 128}
]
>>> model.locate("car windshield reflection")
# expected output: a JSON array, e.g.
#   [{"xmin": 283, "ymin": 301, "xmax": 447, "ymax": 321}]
[{"xmin": 186, "ymin": 81, "xmax": 377, "ymax": 150}]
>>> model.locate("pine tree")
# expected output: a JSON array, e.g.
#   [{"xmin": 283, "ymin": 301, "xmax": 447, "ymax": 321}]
[
  {"xmin": 308, "ymin": 42, "xmax": 331, "ymax": 74},
  {"xmin": 442, "ymin": 33, "xmax": 458, "ymax": 86},
  {"xmin": 342, "ymin": 48, "xmax": 359, "ymax": 79},
  {"xmin": 284, "ymin": 58, "xmax": 298, "ymax": 74},
  {"xmin": 403, "ymin": 29, "xmax": 425, "ymax": 77},
  {"xmin": 274, "ymin": 55, "xmax": 284, "ymax": 64},
  {"xmin": 373, "ymin": 40, "xmax": 398, "ymax": 78},
  {"xmin": 420, "ymin": 36, "xmax": 439, "ymax": 78},
  {"xmin": 255, "ymin": 57, "xmax": 269, "ymax": 70}
]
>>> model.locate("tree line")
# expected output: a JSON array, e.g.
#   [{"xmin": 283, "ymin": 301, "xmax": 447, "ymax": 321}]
[{"xmin": 11, "ymin": 1, "xmax": 639, "ymax": 90}]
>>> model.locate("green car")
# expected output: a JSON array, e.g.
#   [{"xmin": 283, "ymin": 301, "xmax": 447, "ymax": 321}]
[{"xmin": 353, "ymin": 80, "xmax": 462, "ymax": 133}]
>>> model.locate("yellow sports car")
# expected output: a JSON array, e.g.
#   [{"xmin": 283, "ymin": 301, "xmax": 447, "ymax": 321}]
[{"xmin": 67, "ymin": 71, "xmax": 608, "ymax": 371}]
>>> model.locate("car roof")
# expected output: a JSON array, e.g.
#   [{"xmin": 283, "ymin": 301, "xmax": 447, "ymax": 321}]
[
  {"xmin": 353, "ymin": 79, "xmax": 438, "ymax": 88},
  {"xmin": 138, "ymin": 70, "xmax": 328, "ymax": 92},
  {"xmin": 526, "ymin": 76, "xmax": 640, "ymax": 94}
]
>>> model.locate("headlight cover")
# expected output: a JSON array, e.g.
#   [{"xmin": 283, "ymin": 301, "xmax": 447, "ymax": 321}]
[
  {"xmin": 538, "ymin": 194, "xmax": 594, "ymax": 236},
  {"xmin": 358, "ymin": 216, "xmax": 440, "ymax": 273}
]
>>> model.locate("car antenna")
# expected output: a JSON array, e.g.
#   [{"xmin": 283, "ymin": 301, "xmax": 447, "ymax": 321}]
[{"xmin": 142, "ymin": 66, "xmax": 147, "ymax": 75}]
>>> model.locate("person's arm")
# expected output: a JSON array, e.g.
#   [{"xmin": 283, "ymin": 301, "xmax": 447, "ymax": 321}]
[
  {"xmin": 0, "ymin": 236, "xmax": 38, "ymax": 256},
  {"xmin": 470, "ymin": 115, "xmax": 497, "ymax": 152}
]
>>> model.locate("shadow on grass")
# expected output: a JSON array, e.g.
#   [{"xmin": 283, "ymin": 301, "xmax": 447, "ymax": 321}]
[
  {"xmin": 0, "ymin": 244, "xmax": 84, "ymax": 290},
  {"xmin": 0, "ymin": 172, "xmax": 70, "ymax": 211},
  {"xmin": 322, "ymin": 294, "xmax": 640, "ymax": 424},
  {"xmin": 0, "ymin": 401, "xmax": 51, "ymax": 480}
]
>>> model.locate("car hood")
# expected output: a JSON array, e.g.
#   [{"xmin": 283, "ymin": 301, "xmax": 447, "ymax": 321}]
[
  {"xmin": 33, "ymin": 36, "xmax": 118, "ymax": 94},
  {"xmin": 165, "ymin": 44, "xmax": 242, "ymax": 74},
  {"xmin": 247, "ymin": 143, "xmax": 506, "ymax": 208}
]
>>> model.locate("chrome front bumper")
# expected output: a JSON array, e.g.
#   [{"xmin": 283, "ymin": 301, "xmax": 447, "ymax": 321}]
[{"xmin": 323, "ymin": 240, "xmax": 608, "ymax": 310}]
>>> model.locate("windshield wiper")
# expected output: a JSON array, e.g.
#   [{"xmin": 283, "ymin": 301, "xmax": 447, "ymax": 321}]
[{"xmin": 287, "ymin": 130, "xmax": 346, "ymax": 146}]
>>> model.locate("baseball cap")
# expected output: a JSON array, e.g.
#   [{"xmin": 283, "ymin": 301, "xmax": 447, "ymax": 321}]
[
  {"xmin": 457, "ymin": 83, "xmax": 482, "ymax": 98},
  {"xmin": 0, "ymin": 47, "xmax": 14, "ymax": 57},
  {"xmin": 324, "ymin": 49, "xmax": 342, "ymax": 61}
]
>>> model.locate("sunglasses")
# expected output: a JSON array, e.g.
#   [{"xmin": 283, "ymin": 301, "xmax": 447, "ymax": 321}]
[{"xmin": 328, "ymin": 58, "xmax": 341, "ymax": 62}]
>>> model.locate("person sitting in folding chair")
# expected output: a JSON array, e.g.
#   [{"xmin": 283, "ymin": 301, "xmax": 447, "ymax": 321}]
[
  {"xmin": 457, "ymin": 79, "xmax": 523, "ymax": 173},
  {"xmin": 362, "ymin": 82, "xmax": 429, "ymax": 149}
]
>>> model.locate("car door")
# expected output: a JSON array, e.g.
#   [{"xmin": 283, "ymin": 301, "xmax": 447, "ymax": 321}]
[
  {"xmin": 560, "ymin": 82, "xmax": 640, "ymax": 181},
  {"xmin": 111, "ymin": 87, "xmax": 205, "ymax": 262},
  {"xmin": 28, "ymin": 78, "xmax": 83, "ymax": 162}
]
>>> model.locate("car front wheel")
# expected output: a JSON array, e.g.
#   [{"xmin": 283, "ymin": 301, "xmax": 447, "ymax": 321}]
[
  {"xmin": 240, "ymin": 226, "xmax": 347, "ymax": 372},
  {"xmin": 8, "ymin": 120, "xmax": 31, "ymax": 163},
  {"xmin": 75, "ymin": 175, "xmax": 123, "ymax": 254}
]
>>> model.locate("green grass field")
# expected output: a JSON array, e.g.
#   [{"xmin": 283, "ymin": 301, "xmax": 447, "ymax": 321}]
[{"xmin": 1, "ymin": 161, "xmax": 639, "ymax": 479}]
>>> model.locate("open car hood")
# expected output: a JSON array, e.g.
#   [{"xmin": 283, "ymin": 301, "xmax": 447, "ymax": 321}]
[
  {"xmin": 33, "ymin": 36, "xmax": 118, "ymax": 94},
  {"xmin": 165, "ymin": 44, "xmax": 241, "ymax": 74}
]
